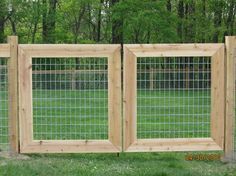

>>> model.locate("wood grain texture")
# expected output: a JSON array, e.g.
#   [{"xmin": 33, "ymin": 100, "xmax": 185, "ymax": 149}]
[
  {"xmin": 18, "ymin": 44, "xmax": 120, "ymax": 58},
  {"xmin": 123, "ymin": 46, "xmax": 137, "ymax": 150},
  {"xmin": 0, "ymin": 44, "xmax": 10, "ymax": 57},
  {"xmin": 108, "ymin": 47, "xmax": 122, "ymax": 151},
  {"xmin": 125, "ymin": 138, "xmax": 222, "ymax": 152},
  {"xmin": 225, "ymin": 36, "xmax": 236, "ymax": 159},
  {"xmin": 21, "ymin": 140, "xmax": 120, "ymax": 153},
  {"xmin": 7, "ymin": 36, "xmax": 19, "ymax": 154},
  {"xmin": 125, "ymin": 44, "xmax": 224, "ymax": 57},
  {"xmin": 18, "ymin": 47, "xmax": 34, "ymax": 152},
  {"xmin": 211, "ymin": 45, "xmax": 225, "ymax": 149}
]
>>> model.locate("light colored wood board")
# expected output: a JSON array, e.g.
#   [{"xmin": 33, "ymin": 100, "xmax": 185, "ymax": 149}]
[
  {"xmin": 0, "ymin": 44, "xmax": 10, "ymax": 57},
  {"xmin": 123, "ymin": 47, "xmax": 137, "ymax": 150},
  {"xmin": 18, "ymin": 48, "xmax": 33, "ymax": 151},
  {"xmin": 108, "ymin": 47, "xmax": 122, "ymax": 151},
  {"xmin": 7, "ymin": 36, "xmax": 19, "ymax": 154},
  {"xmin": 125, "ymin": 138, "xmax": 223, "ymax": 152},
  {"xmin": 18, "ymin": 44, "xmax": 120, "ymax": 58},
  {"xmin": 211, "ymin": 45, "xmax": 225, "ymax": 149},
  {"xmin": 20, "ymin": 140, "xmax": 120, "ymax": 153},
  {"xmin": 125, "ymin": 44, "xmax": 224, "ymax": 57},
  {"xmin": 225, "ymin": 36, "xmax": 236, "ymax": 158}
]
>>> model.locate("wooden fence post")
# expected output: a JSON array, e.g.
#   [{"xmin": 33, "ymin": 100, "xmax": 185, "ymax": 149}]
[
  {"xmin": 71, "ymin": 69, "xmax": 76, "ymax": 90},
  {"xmin": 185, "ymin": 66, "xmax": 189, "ymax": 89},
  {"xmin": 7, "ymin": 36, "xmax": 19, "ymax": 154},
  {"xmin": 225, "ymin": 36, "xmax": 236, "ymax": 161},
  {"xmin": 150, "ymin": 68, "xmax": 154, "ymax": 90}
]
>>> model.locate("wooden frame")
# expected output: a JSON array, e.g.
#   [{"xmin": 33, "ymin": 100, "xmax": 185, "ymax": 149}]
[
  {"xmin": 225, "ymin": 36, "xmax": 236, "ymax": 160},
  {"xmin": 0, "ymin": 37, "xmax": 19, "ymax": 154},
  {"xmin": 123, "ymin": 44, "xmax": 225, "ymax": 152},
  {"xmin": 0, "ymin": 44, "xmax": 10, "ymax": 57},
  {"xmin": 7, "ymin": 36, "xmax": 19, "ymax": 154},
  {"xmin": 18, "ymin": 44, "xmax": 121, "ymax": 153}
]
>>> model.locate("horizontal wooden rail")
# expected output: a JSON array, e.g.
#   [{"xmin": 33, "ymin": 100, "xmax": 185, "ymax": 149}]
[{"xmin": 0, "ymin": 44, "xmax": 10, "ymax": 57}]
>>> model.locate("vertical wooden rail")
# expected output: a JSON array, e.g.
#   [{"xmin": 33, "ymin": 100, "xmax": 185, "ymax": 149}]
[
  {"xmin": 123, "ymin": 47, "xmax": 137, "ymax": 150},
  {"xmin": 150, "ymin": 68, "xmax": 154, "ymax": 90},
  {"xmin": 108, "ymin": 47, "xmax": 122, "ymax": 150},
  {"xmin": 211, "ymin": 45, "xmax": 225, "ymax": 149},
  {"xmin": 7, "ymin": 36, "xmax": 19, "ymax": 154},
  {"xmin": 185, "ymin": 66, "xmax": 189, "ymax": 89},
  {"xmin": 225, "ymin": 36, "xmax": 236, "ymax": 160},
  {"xmin": 71, "ymin": 69, "xmax": 76, "ymax": 90}
]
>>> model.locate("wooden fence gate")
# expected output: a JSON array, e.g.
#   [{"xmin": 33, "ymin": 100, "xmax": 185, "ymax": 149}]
[
  {"xmin": 0, "ymin": 36, "xmax": 235, "ymax": 160},
  {"xmin": 123, "ymin": 44, "xmax": 225, "ymax": 152},
  {"xmin": 18, "ymin": 44, "xmax": 121, "ymax": 153}
]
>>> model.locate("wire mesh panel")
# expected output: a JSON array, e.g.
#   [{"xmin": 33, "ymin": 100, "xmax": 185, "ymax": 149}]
[
  {"xmin": 137, "ymin": 57, "xmax": 211, "ymax": 139},
  {"xmin": 0, "ymin": 60, "xmax": 8, "ymax": 151},
  {"xmin": 32, "ymin": 58, "xmax": 108, "ymax": 140}
]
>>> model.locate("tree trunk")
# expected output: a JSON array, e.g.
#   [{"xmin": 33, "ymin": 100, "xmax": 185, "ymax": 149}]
[
  {"xmin": 201, "ymin": 0, "xmax": 206, "ymax": 42},
  {"xmin": 42, "ymin": 0, "xmax": 57, "ymax": 43},
  {"xmin": 177, "ymin": 0, "xmax": 184, "ymax": 42},
  {"xmin": 97, "ymin": 0, "xmax": 103, "ymax": 42},
  {"xmin": 32, "ymin": 22, "xmax": 38, "ymax": 43},
  {"xmin": 47, "ymin": 0, "xmax": 57, "ymax": 43},
  {"xmin": 0, "ymin": 20, "xmax": 4, "ymax": 43},
  {"xmin": 166, "ymin": 0, "xmax": 171, "ymax": 12},
  {"xmin": 0, "ymin": 0, "xmax": 7, "ymax": 43},
  {"xmin": 224, "ymin": 0, "xmax": 235, "ymax": 37},
  {"xmin": 9, "ymin": 17, "xmax": 16, "ymax": 35},
  {"xmin": 213, "ymin": 2, "xmax": 222, "ymax": 42},
  {"xmin": 186, "ymin": 1, "xmax": 195, "ymax": 42},
  {"xmin": 42, "ymin": 0, "xmax": 48, "ymax": 43},
  {"xmin": 111, "ymin": 0, "xmax": 123, "ymax": 44}
]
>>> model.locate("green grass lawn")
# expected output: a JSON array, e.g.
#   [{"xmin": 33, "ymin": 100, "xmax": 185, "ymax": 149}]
[
  {"xmin": 0, "ymin": 89, "xmax": 235, "ymax": 176},
  {"xmin": 30, "ymin": 90, "xmax": 211, "ymax": 140},
  {"xmin": 0, "ymin": 89, "xmax": 211, "ymax": 141},
  {"xmin": 0, "ymin": 152, "xmax": 236, "ymax": 176}
]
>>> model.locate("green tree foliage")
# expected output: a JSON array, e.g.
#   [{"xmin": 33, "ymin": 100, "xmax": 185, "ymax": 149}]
[{"xmin": 0, "ymin": 0, "xmax": 235, "ymax": 43}]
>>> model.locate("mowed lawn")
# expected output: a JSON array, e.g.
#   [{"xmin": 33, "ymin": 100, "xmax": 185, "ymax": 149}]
[
  {"xmin": 31, "ymin": 89, "xmax": 211, "ymax": 140},
  {"xmin": 1, "ymin": 152, "xmax": 236, "ymax": 176},
  {"xmin": 0, "ymin": 90, "xmax": 236, "ymax": 176}
]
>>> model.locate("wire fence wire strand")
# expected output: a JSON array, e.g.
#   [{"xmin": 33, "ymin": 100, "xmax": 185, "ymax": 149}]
[
  {"xmin": 137, "ymin": 57, "xmax": 211, "ymax": 139},
  {"xmin": 32, "ymin": 58, "xmax": 108, "ymax": 140},
  {"xmin": 0, "ymin": 60, "xmax": 9, "ymax": 151}
]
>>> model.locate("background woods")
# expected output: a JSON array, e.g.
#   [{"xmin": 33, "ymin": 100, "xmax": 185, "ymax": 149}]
[{"xmin": 0, "ymin": 0, "xmax": 235, "ymax": 44}]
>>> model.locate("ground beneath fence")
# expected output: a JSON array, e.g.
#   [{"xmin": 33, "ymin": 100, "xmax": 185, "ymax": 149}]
[{"xmin": 0, "ymin": 153, "xmax": 236, "ymax": 176}]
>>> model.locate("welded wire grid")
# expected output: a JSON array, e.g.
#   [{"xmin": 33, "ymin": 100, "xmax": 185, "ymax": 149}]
[
  {"xmin": 0, "ymin": 59, "xmax": 9, "ymax": 151},
  {"xmin": 32, "ymin": 58, "xmax": 108, "ymax": 140},
  {"xmin": 137, "ymin": 57, "xmax": 211, "ymax": 139}
]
